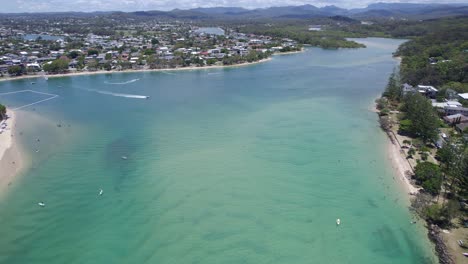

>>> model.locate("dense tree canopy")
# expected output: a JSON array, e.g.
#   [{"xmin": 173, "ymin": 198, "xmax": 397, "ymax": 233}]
[
  {"xmin": 7, "ymin": 65, "xmax": 23, "ymax": 76},
  {"xmin": 400, "ymin": 93, "xmax": 439, "ymax": 143},
  {"xmin": 394, "ymin": 16, "xmax": 468, "ymax": 86},
  {"xmin": 382, "ymin": 71, "xmax": 402, "ymax": 102},
  {"xmin": 43, "ymin": 58, "xmax": 69, "ymax": 73},
  {"xmin": 414, "ymin": 162, "xmax": 443, "ymax": 195}
]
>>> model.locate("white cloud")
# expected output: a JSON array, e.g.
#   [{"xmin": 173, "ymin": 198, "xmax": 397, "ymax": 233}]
[{"xmin": 1, "ymin": 0, "xmax": 467, "ymax": 13}]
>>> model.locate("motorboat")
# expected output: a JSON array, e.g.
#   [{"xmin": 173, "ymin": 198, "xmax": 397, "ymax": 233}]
[
  {"xmin": 121, "ymin": 156, "xmax": 128, "ymax": 160},
  {"xmin": 336, "ymin": 218, "xmax": 341, "ymax": 225},
  {"xmin": 99, "ymin": 189, "xmax": 103, "ymax": 196},
  {"xmin": 38, "ymin": 202, "xmax": 45, "ymax": 207}
]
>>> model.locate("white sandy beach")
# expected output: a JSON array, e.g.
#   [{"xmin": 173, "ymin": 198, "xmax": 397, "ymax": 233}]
[
  {"xmin": 0, "ymin": 110, "xmax": 23, "ymax": 191},
  {"xmin": 386, "ymin": 131, "xmax": 421, "ymax": 198},
  {"xmin": 0, "ymin": 110, "xmax": 14, "ymax": 160}
]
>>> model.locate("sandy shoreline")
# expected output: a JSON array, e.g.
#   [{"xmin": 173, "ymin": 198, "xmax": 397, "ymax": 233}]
[
  {"xmin": 386, "ymin": 133, "xmax": 421, "ymax": 197},
  {"xmin": 0, "ymin": 57, "xmax": 273, "ymax": 82},
  {"xmin": 0, "ymin": 110, "xmax": 24, "ymax": 193}
]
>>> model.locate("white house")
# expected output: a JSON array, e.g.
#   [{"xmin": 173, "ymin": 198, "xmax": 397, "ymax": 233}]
[
  {"xmin": 431, "ymin": 100, "xmax": 462, "ymax": 108},
  {"xmin": 417, "ymin": 85, "xmax": 438, "ymax": 98},
  {"xmin": 459, "ymin": 93, "xmax": 468, "ymax": 100}
]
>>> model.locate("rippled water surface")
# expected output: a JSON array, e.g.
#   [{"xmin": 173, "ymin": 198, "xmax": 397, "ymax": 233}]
[{"xmin": 0, "ymin": 38, "xmax": 436, "ymax": 263}]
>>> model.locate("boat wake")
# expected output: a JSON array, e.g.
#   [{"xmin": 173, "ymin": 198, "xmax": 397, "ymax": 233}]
[
  {"xmin": 104, "ymin": 78, "xmax": 140, "ymax": 85},
  {"xmin": 161, "ymin": 71, "xmax": 176, "ymax": 75},
  {"xmin": 83, "ymin": 88, "xmax": 149, "ymax": 99}
]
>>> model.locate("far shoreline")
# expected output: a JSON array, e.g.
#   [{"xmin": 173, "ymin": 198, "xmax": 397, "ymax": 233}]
[
  {"xmin": 0, "ymin": 49, "xmax": 307, "ymax": 83},
  {"xmin": 0, "ymin": 57, "xmax": 274, "ymax": 83}
]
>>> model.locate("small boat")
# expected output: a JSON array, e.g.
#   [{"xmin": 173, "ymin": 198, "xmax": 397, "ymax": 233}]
[
  {"xmin": 38, "ymin": 202, "xmax": 45, "ymax": 207},
  {"xmin": 463, "ymin": 253, "xmax": 468, "ymax": 257},
  {"xmin": 121, "ymin": 156, "xmax": 128, "ymax": 160},
  {"xmin": 336, "ymin": 218, "xmax": 341, "ymax": 225},
  {"xmin": 31, "ymin": 82, "xmax": 36, "ymax": 84},
  {"xmin": 458, "ymin": 240, "xmax": 464, "ymax": 247},
  {"xmin": 98, "ymin": 189, "xmax": 103, "ymax": 196}
]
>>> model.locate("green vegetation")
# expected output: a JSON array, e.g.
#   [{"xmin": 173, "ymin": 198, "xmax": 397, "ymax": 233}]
[
  {"xmin": 43, "ymin": 58, "xmax": 70, "ymax": 73},
  {"xmin": 7, "ymin": 65, "xmax": 23, "ymax": 76},
  {"xmin": 414, "ymin": 162, "xmax": 443, "ymax": 195},
  {"xmin": 394, "ymin": 16, "xmax": 468, "ymax": 87},
  {"xmin": 382, "ymin": 71, "xmax": 402, "ymax": 102},
  {"xmin": 377, "ymin": 16, "xmax": 468, "ymax": 233},
  {"xmin": 0, "ymin": 103, "xmax": 6, "ymax": 121},
  {"xmin": 400, "ymin": 93, "xmax": 439, "ymax": 143},
  {"xmin": 238, "ymin": 22, "xmax": 365, "ymax": 49}
]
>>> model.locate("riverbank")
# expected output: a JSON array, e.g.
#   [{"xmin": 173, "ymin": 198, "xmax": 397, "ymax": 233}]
[
  {"xmin": 0, "ymin": 110, "xmax": 24, "ymax": 193},
  {"xmin": 376, "ymin": 104, "xmax": 457, "ymax": 264},
  {"xmin": 0, "ymin": 57, "xmax": 273, "ymax": 83},
  {"xmin": 386, "ymin": 130, "xmax": 421, "ymax": 197},
  {"xmin": 372, "ymin": 102, "xmax": 420, "ymax": 199}
]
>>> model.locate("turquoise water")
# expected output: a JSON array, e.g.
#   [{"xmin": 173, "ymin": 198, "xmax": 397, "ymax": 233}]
[
  {"xmin": 0, "ymin": 38, "xmax": 436, "ymax": 263},
  {"xmin": 194, "ymin": 27, "xmax": 225, "ymax": 35},
  {"xmin": 23, "ymin": 34, "xmax": 64, "ymax": 41}
]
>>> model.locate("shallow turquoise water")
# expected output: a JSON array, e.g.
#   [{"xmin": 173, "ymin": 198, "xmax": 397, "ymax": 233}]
[{"xmin": 0, "ymin": 38, "xmax": 436, "ymax": 263}]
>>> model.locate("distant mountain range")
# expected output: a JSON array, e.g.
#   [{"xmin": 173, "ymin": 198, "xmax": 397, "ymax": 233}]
[
  {"xmin": 122, "ymin": 3, "xmax": 468, "ymax": 20},
  {"xmin": 1, "ymin": 3, "xmax": 468, "ymax": 20}
]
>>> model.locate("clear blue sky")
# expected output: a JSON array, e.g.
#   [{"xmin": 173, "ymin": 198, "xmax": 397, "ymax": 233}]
[{"xmin": 3, "ymin": 0, "xmax": 466, "ymax": 13}]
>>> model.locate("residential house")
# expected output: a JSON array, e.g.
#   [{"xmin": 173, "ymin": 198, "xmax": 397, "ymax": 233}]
[
  {"xmin": 444, "ymin": 106, "xmax": 468, "ymax": 116},
  {"xmin": 417, "ymin": 85, "xmax": 438, "ymax": 98},
  {"xmin": 443, "ymin": 113, "xmax": 468, "ymax": 125},
  {"xmin": 431, "ymin": 100, "xmax": 462, "ymax": 108},
  {"xmin": 459, "ymin": 93, "xmax": 468, "ymax": 100},
  {"xmin": 308, "ymin": 25, "xmax": 322, "ymax": 31}
]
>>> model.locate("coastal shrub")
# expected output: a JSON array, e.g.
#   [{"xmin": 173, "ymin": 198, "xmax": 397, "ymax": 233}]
[
  {"xmin": 399, "ymin": 119, "xmax": 412, "ymax": 135},
  {"xmin": 375, "ymin": 97, "xmax": 388, "ymax": 110},
  {"xmin": 379, "ymin": 108, "xmax": 390, "ymax": 116},
  {"xmin": 423, "ymin": 204, "xmax": 448, "ymax": 226},
  {"xmin": 403, "ymin": 139, "xmax": 412, "ymax": 146},
  {"xmin": 414, "ymin": 162, "xmax": 443, "ymax": 195},
  {"xmin": 408, "ymin": 148, "xmax": 416, "ymax": 156},
  {"xmin": 423, "ymin": 201, "xmax": 460, "ymax": 227},
  {"xmin": 420, "ymin": 152, "xmax": 429, "ymax": 161},
  {"xmin": 0, "ymin": 104, "xmax": 6, "ymax": 120}
]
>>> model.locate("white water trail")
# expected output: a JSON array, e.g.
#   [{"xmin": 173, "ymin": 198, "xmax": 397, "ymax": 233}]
[
  {"xmin": 104, "ymin": 78, "xmax": 140, "ymax": 85},
  {"xmin": 82, "ymin": 88, "xmax": 148, "ymax": 99},
  {"xmin": 160, "ymin": 72, "xmax": 176, "ymax": 75}
]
